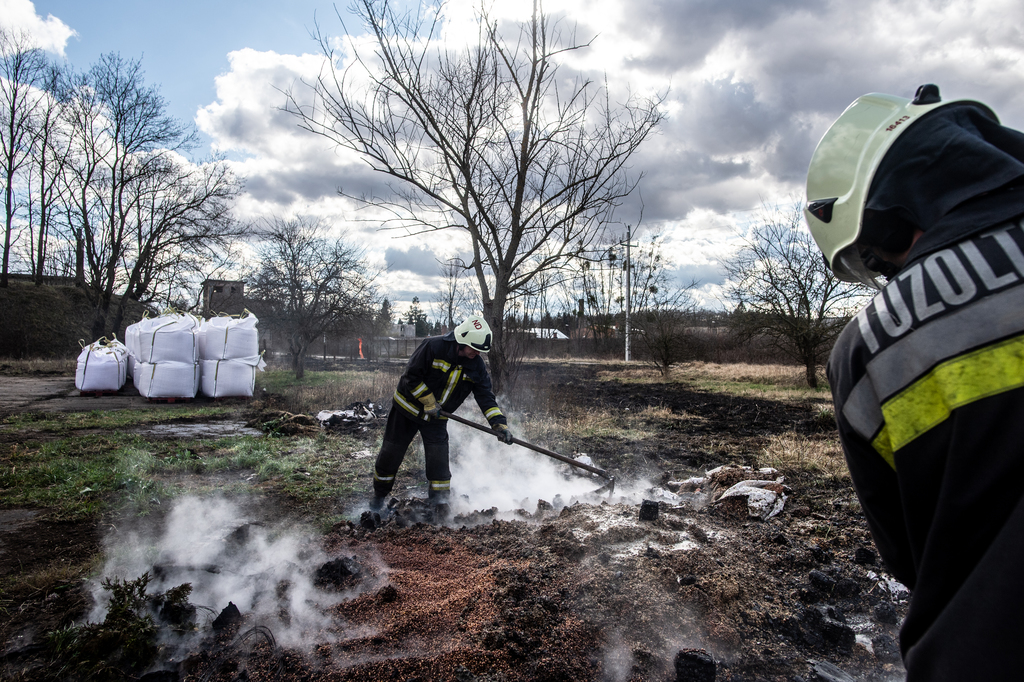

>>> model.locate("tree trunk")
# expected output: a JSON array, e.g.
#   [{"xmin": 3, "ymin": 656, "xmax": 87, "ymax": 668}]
[
  {"xmin": 2, "ymin": 179, "xmax": 11, "ymax": 288},
  {"xmin": 91, "ymin": 308, "xmax": 107, "ymax": 342},
  {"xmin": 805, "ymin": 360, "xmax": 818, "ymax": 389},
  {"xmin": 482, "ymin": 298, "xmax": 509, "ymax": 395},
  {"xmin": 291, "ymin": 337, "xmax": 307, "ymax": 380}
]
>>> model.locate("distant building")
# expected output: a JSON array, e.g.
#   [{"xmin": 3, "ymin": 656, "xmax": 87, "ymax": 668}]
[
  {"xmin": 391, "ymin": 323, "xmax": 417, "ymax": 338},
  {"xmin": 202, "ymin": 279, "xmax": 245, "ymax": 317},
  {"xmin": 527, "ymin": 328, "xmax": 570, "ymax": 340}
]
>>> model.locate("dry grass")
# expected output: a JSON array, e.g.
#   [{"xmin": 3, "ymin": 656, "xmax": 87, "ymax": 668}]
[
  {"xmin": 257, "ymin": 367, "xmax": 404, "ymax": 415},
  {"xmin": 0, "ymin": 357, "xmax": 76, "ymax": 376},
  {"xmin": 758, "ymin": 431, "xmax": 849, "ymax": 481},
  {"xmin": 596, "ymin": 361, "xmax": 832, "ymax": 403},
  {"xmin": 674, "ymin": 362, "xmax": 819, "ymax": 387},
  {"xmin": 6, "ymin": 560, "xmax": 96, "ymax": 601}
]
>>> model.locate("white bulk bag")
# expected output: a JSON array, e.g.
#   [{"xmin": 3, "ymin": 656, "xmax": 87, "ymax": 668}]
[
  {"xmin": 124, "ymin": 322, "xmax": 141, "ymax": 378},
  {"xmin": 134, "ymin": 361, "xmax": 200, "ymax": 399},
  {"xmin": 199, "ymin": 314, "xmax": 259, "ymax": 360},
  {"xmin": 133, "ymin": 313, "xmax": 199, "ymax": 365},
  {"xmin": 200, "ymin": 356, "xmax": 265, "ymax": 398},
  {"xmin": 75, "ymin": 340, "xmax": 129, "ymax": 392}
]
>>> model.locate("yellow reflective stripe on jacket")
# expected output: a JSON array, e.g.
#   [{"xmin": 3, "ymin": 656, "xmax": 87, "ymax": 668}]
[
  {"xmin": 870, "ymin": 425, "xmax": 896, "ymax": 470},
  {"xmin": 394, "ymin": 390, "xmax": 422, "ymax": 417},
  {"xmin": 411, "ymin": 382, "xmax": 429, "ymax": 398},
  {"xmin": 877, "ymin": 333, "xmax": 1024, "ymax": 461},
  {"xmin": 439, "ymin": 367, "xmax": 462, "ymax": 405},
  {"xmin": 432, "ymin": 359, "xmax": 451, "ymax": 372},
  {"xmin": 485, "ymin": 406, "xmax": 503, "ymax": 421}
]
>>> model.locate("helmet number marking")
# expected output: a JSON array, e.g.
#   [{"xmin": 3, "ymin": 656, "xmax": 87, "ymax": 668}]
[{"xmin": 885, "ymin": 116, "xmax": 911, "ymax": 133}]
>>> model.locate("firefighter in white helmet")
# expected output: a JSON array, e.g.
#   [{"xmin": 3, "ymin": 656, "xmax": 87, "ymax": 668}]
[
  {"xmin": 370, "ymin": 315, "xmax": 513, "ymax": 513},
  {"xmin": 806, "ymin": 84, "xmax": 1024, "ymax": 679}
]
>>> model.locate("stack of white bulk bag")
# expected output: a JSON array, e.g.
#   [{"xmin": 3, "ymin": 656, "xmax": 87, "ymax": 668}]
[
  {"xmin": 123, "ymin": 322, "xmax": 139, "ymax": 379},
  {"xmin": 198, "ymin": 313, "xmax": 265, "ymax": 398},
  {"xmin": 129, "ymin": 313, "xmax": 200, "ymax": 399},
  {"xmin": 75, "ymin": 338, "xmax": 129, "ymax": 393}
]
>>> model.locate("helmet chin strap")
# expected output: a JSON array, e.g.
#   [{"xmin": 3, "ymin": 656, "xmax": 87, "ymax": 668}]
[{"xmin": 859, "ymin": 247, "xmax": 902, "ymax": 280}]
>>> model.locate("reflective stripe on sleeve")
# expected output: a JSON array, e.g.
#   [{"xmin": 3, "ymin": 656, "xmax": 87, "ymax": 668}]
[
  {"xmin": 394, "ymin": 391, "xmax": 422, "ymax": 417},
  {"xmin": 877, "ymin": 332, "xmax": 1024, "ymax": 460},
  {"xmin": 411, "ymin": 382, "xmax": 429, "ymax": 397},
  {"xmin": 870, "ymin": 425, "xmax": 896, "ymax": 471},
  {"xmin": 432, "ymin": 359, "xmax": 451, "ymax": 372},
  {"xmin": 485, "ymin": 406, "xmax": 503, "ymax": 420}
]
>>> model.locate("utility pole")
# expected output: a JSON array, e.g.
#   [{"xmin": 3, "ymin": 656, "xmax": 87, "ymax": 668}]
[{"xmin": 625, "ymin": 224, "xmax": 632, "ymax": 362}]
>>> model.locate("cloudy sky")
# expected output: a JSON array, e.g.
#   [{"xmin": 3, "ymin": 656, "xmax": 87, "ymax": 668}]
[{"xmin": 7, "ymin": 0, "xmax": 1024, "ymax": 315}]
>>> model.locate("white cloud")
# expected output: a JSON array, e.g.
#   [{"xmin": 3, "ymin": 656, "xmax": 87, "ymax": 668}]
[
  {"xmin": 190, "ymin": 0, "xmax": 1024, "ymax": 308},
  {"xmin": 0, "ymin": 0, "xmax": 75, "ymax": 55}
]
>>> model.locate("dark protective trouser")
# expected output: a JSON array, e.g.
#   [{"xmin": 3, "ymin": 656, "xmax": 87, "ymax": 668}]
[{"xmin": 372, "ymin": 404, "xmax": 451, "ymax": 501}]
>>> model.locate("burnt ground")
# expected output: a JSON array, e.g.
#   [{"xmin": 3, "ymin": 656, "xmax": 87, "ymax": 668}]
[{"xmin": 0, "ymin": 362, "xmax": 909, "ymax": 682}]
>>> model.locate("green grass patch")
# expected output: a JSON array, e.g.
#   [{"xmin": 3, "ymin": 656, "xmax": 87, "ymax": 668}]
[
  {"xmin": 0, "ymin": 406, "xmax": 377, "ymax": 519},
  {"xmin": 0, "ymin": 405, "xmax": 238, "ymax": 433}
]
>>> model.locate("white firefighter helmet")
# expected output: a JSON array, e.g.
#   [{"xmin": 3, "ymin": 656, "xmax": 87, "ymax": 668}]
[
  {"xmin": 804, "ymin": 84, "xmax": 996, "ymax": 287},
  {"xmin": 454, "ymin": 315, "xmax": 492, "ymax": 353}
]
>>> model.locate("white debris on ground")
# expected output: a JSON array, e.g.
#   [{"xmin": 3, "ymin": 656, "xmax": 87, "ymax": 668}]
[
  {"xmin": 867, "ymin": 571, "xmax": 911, "ymax": 602},
  {"xmin": 668, "ymin": 464, "xmax": 791, "ymax": 521},
  {"xmin": 716, "ymin": 479, "xmax": 788, "ymax": 520},
  {"xmin": 573, "ymin": 454, "xmax": 596, "ymax": 467},
  {"xmin": 316, "ymin": 402, "xmax": 386, "ymax": 433},
  {"xmin": 558, "ymin": 503, "xmax": 702, "ymax": 558}
]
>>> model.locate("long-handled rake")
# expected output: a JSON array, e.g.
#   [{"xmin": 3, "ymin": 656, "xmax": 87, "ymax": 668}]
[{"xmin": 440, "ymin": 409, "xmax": 616, "ymax": 494}]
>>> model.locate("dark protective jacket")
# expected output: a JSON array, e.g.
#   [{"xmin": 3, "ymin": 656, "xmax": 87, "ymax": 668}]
[
  {"xmin": 828, "ymin": 219, "xmax": 1024, "ymax": 680},
  {"xmin": 392, "ymin": 331, "xmax": 507, "ymax": 427}
]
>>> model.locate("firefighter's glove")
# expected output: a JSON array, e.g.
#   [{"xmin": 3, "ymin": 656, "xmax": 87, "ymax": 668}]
[
  {"xmin": 495, "ymin": 424, "xmax": 514, "ymax": 445},
  {"xmin": 419, "ymin": 393, "xmax": 442, "ymax": 420}
]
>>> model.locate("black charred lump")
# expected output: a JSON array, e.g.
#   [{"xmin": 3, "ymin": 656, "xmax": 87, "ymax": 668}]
[
  {"xmin": 874, "ymin": 601, "xmax": 899, "ymax": 625},
  {"xmin": 799, "ymin": 605, "xmax": 855, "ymax": 653},
  {"xmin": 359, "ymin": 510, "xmax": 381, "ymax": 530},
  {"xmin": 212, "ymin": 601, "xmax": 242, "ymax": 631},
  {"xmin": 808, "ymin": 570, "xmax": 836, "ymax": 593},
  {"xmin": 854, "ymin": 547, "xmax": 877, "ymax": 565},
  {"xmin": 639, "ymin": 499, "xmax": 660, "ymax": 521},
  {"xmin": 674, "ymin": 648, "xmax": 716, "ymax": 681},
  {"xmin": 376, "ymin": 584, "xmax": 399, "ymax": 603},
  {"xmin": 315, "ymin": 556, "xmax": 362, "ymax": 590},
  {"xmin": 871, "ymin": 634, "xmax": 902, "ymax": 663}
]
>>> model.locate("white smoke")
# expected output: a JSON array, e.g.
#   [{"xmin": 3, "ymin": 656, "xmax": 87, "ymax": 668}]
[
  {"xmin": 447, "ymin": 426, "xmax": 609, "ymax": 513},
  {"xmin": 89, "ymin": 496, "xmax": 380, "ymax": 650},
  {"xmin": 445, "ymin": 419, "xmax": 661, "ymax": 517}
]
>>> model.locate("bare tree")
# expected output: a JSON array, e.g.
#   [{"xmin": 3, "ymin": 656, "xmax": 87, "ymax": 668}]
[
  {"xmin": 0, "ymin": 29, "xmax": 47, "ymax": 287},
  {"xmin": 26, "ymin": 62, "xmax": 71, "ymax": 285},
  {"xmin": 431, "ymin": 257, "xmax": 471, "ymax": 330},
  {"xmin": 633, "ymin": 280, "xmax": 702, "ymax": 377},
  {"xmin": 559, "ymin": 229, "xmax": 673, "ymax": 354},
  {"xmin": 723, "ymin": 203, "xmax": 870, "ymax": 388},
  {"xmin": 59, "ymin": 53, "xmax": 244, "ymax": 338},
  {"xmin": 245, "ymin": 216, "xmax": 379, "ymax": 379},
  {"xmin": 287, "ymin": 0, "xmax": 663, "ymax": 391}
]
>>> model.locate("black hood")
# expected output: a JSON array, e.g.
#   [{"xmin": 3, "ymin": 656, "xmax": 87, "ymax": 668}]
[{"xmin": 864, "ymin": 102, "xmax": 1024, "ymax": 261}]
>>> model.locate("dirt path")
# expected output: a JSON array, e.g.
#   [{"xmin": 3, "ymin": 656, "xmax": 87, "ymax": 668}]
[{"xmin": 0, "ymin": 376, "xmax": 203, "ymax": 415}]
